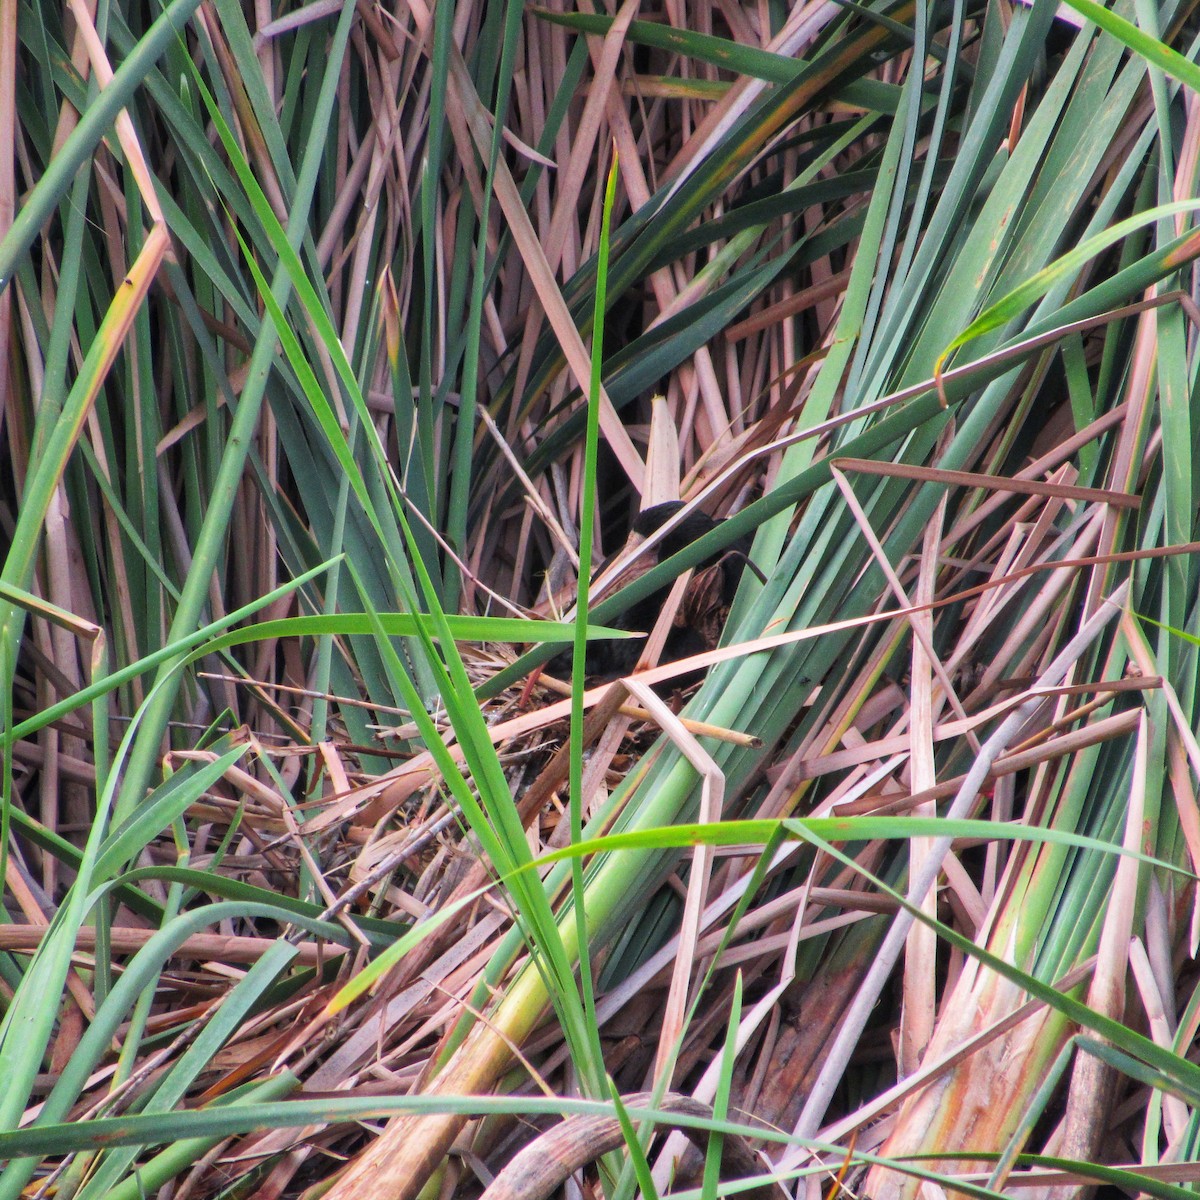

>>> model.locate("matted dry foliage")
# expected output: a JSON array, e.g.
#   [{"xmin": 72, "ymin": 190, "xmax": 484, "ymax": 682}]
[{"xmin": 2, "ymin": 1, "xmax": 1200, "ymax": 1199}]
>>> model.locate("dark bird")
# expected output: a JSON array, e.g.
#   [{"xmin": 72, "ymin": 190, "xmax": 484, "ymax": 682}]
[{"xmin": 565, "ymin": 500, "xmax": 758, "ymax": 681}]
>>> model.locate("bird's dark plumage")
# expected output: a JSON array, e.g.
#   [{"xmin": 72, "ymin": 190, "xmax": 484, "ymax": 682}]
[
  {"xmin": 574, "ymin": 501, "xmax": 753, "ymax": 680},
  {"xmin": 631, "ymin": 501, "xmax": 721, "ymax": 560}
]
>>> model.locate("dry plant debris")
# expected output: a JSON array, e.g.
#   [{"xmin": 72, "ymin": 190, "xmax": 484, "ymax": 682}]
[{"xmin": 2, "ymin": 2, "xmax": 1200, "ymax": 1200}]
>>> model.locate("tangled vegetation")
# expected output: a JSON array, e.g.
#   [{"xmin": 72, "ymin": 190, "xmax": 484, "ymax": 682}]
[{"xmin": 2, "ymin": 1, "xmax": 1200, "ymax": 1198}]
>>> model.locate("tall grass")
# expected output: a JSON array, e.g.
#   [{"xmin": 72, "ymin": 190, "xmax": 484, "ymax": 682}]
[{"xmin": 2, "ymin": 1, "xmax": 1200, "ymax": 1199}]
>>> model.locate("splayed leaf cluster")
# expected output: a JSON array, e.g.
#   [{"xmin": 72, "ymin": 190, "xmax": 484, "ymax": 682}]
[{"xmin": 2, "ymin": 3, "xmax": 1200, "ymax": 1200}]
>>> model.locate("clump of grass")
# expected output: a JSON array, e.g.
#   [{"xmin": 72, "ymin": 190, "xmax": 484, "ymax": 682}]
[{"xmin": 2, "ymin": 3, "xmax": 1200, "ymax": 1199}]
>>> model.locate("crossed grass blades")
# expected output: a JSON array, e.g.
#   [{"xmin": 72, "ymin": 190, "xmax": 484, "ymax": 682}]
[{"xmin": 3, "ymin": 2, "xmax": 1200, "ymax": 1199}]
